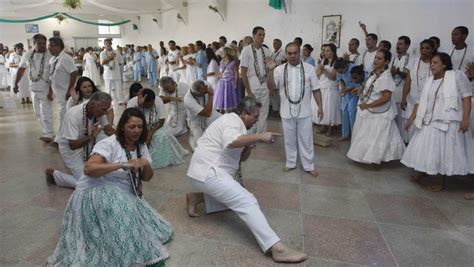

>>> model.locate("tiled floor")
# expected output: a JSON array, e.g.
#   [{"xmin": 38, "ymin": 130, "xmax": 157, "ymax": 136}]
[{"xmin": 1, "ymin": 89, "xmax": 474, "ymax": 266}]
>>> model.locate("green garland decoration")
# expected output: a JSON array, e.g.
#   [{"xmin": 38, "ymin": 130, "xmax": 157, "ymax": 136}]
[
  {"xmin": 0, "ymin": 13, "xmax": 59, "ymax": 23},
  {"xmin": 62, "ymin": 13, "xmax": 130, "ymax": 26},
  {"xmin": 0, "ymin": 12, "xmax": 130, "ymax": 26}
]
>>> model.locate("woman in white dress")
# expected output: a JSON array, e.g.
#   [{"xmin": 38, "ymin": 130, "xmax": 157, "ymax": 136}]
[
  {"xmin": 400, "ymin": 39, "xmax": 434, "ymax": 143},
  {"xmin": 401, "ymin": 52, "xmax": 473, "ymax": 191},
  {"xmin": 158, "ymin": 47, "xmax": 168, "ymax": 79},
  {"xmin": 347, "ymin": 49, "xmax": 406, "ymax": 164},
  {"xmin": 204, "ymin": 48, "xmax": 219, "ymax": 88},
  {"xmin": 176, "ymin": 46, "xmax": 188, "ymax": 84},
  {"xmin": 184, "ymin": 43, "xmax": 198, "ymax": 85},
  {"xmin": 315, "ymin": 43, "xmax": 341, "ymax": 136},
  {"xmin": 0, "ymin": 51, "xmax": 9, "ymax": 89},
  {"xmin": 82, "ymin": 47, "xmax": 101, "ymax": 87},
  {"xmin": 9, "ymin": 44, "xmax": 30, "ymax": 103}
]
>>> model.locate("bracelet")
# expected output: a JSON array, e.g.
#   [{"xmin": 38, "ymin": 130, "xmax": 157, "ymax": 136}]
[{"xmin": 120, "ymin": 162, "xmax": 131, "ymax": 170}]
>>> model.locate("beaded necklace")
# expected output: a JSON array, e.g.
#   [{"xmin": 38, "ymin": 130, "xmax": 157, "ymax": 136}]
[
  {"xmin": 124, "ymin": 145, "xmax": 143, "ymax": 198},
  {"xmin": 143, "ymin": 104, "xmax": 159, "ymax": 130},
  {"xmin": 28, "ymin": 51, "xmax": 46, "ymax": 82},
  {"xmin": 283, "ymin": 62, "xmax": 306, "ymax": 118},
  {"xmin": 360, "ymin": 70, "xmax": 391, "ymax": 114},
  {"xmin": 191, "ymin": 92, "xmax": 207, "ymax": 130},
  {"xmin": 251, "ymin": 45, "xmax": 267, "ymax": 84},
  {"xmin": 450, "ymin": 46, "xmax": 467, "ymax": 70},
  {"xmin": 392, "ymin": 54, "xmax": 410, "ymax": 86},
  {"xmin": 422, "ymin": 78, "xmax": 444, "ymax": 126},
  {"xmin": 82, "ymin": 103, "xmax": 97, "ymax": 162},
  {"xmin": 416, "ymin": 57, "xmax": 432, "ymax": 89}
]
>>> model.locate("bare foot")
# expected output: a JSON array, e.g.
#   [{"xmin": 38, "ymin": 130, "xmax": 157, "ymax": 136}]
[
  {"xmin": 271, "ymin": 242, "xmax": 308, "ymax": 263},
  {"xmin": 282, "ymin": 166, "xmax": 296, "ymax": 172},
  {"xmin": 39, "ymin": 136, "xmax": 54, "ymax": 143},
  {"xmin": 410, "ymin": 172, "xmax": 426, "ymax": 183},
  {"xmin": 45, "ymin": 168, "xmax": 56, "ymax": 186},
  {"xmin": 338, "ymin": 136, "xmax": 350, "ymax": 141},
  {"xmin": 306, "ymin": 170, "xmax": 319, "ymax": 177},
  {"xmin": 186, "ymin": 193, "xmax": 201, "ymax": 217},
  {"xmin": 426, "ymin": 184, "xmax": 444, "ymax": 192},
  {"xmin": 464, "ymin": 193, "xmax": 474, "ymax": 200}
]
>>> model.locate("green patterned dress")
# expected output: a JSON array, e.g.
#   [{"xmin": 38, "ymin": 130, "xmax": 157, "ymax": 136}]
[{"xmin": 47, "ymin": 136, "xmax": 173, "ymax": 266}]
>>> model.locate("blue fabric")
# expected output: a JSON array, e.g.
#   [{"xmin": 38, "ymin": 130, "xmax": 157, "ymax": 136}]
[
  {"xmin": 337, "ymin": 64, "xmax": 359, "ymax": 138},
  {"xmin": 147, "ymin": 52, "xmax": 158, "ymax": 86},
  {"xmin": 133, "ymin": 52, "xmax": 142, "ymax": 81},
  {"xmin": 304, "ymin": 56, "xmax": 316, "ymax": 66},
  {"xmin": 196, "ymin": 50, "xmax": 208, "ymax": 80}
]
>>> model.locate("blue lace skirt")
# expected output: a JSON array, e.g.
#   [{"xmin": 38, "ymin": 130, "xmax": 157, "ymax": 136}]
[
  {"xmin": 149, "ymin": 128, "xmax": 189, "ymax": 169},
  {"xmin": 47, "ymin": 184, "xmax": 173, "ymax": 266}
]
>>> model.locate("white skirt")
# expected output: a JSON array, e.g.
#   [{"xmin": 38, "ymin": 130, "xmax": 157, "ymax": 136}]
[
  {"xmin": 401, "ymin": 121, "xmax": 474, "ymax": 176},
  {"xmin": 313, "ymin": 86, "xmax": 341, "ymax": 125},
  {"xmin": 347, "ymin": 114, "xmax": 406, "ymax": 164}
]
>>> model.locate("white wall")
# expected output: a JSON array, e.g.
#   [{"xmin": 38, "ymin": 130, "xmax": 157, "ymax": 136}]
[
  {"xmin": 1, "ymin": 0, "xmax": 473, "ymax": 55},
  {"xmin": 0, "ymin": 17, "xmax": 122, "ymax": 50},
  {"xmin": 120, "ymin": 0, "xmax": 474, "ymax": 55}
]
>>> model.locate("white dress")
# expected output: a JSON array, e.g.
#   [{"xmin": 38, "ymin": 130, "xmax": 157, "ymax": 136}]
[
  {"xmin": 184, "ymin": 53, "xmax": 198, "ymax": 85},
  {"xmin": 400, "ymin": 58, "xmax": 432, "ymax": 143},
  {"xmin": 206, "ymin": 59, "xmax": 219, "ymax": 88},
  {"xmin": 158, "ymin": 55, "xmax": 168, "ymax": 79},
  {"xmin": 0, "ymin": 55, "xmax": 9, "ymax": 88},
  {"xmin": 401, "ymin": 71, "xmax": 474, "ymax": 175},
  {"xmin": 314, "ymin": 64, "xmax": 341, "ymax": 125},
  {"xmin": 8, "ymin": 53, "xmax": 29, "ymax": 98},
  {"xmin": 82, "ymin": 53, "xmax": 101, "ymax": 86},
  {"xmin": 347, "ymin": 70, "xmax": 406, "ymax": 164}
]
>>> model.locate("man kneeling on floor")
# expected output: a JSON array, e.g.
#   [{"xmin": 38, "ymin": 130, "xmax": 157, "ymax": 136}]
[{"xmin": 186, "ymin": 96, "xmax": 307, "ymax": 263}]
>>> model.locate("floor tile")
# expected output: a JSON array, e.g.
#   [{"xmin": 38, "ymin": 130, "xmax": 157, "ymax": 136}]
[{"xmin": 303, "ymin": 214, "xmax": 396, "ymax": 266}]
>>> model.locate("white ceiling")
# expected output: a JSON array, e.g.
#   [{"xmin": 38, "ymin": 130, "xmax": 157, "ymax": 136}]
[{"xmin": 0, "ymin": 0, "xmax": 205, "ymax": 19}]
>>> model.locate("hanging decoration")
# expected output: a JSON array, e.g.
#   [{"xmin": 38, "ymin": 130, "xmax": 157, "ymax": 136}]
[
  {"xmin": 0, "ymin": 13, "xmax": 58, "ymax": 23},
  {"xmin": 55, "ymin": 13, "xmax": 67, "ymax": 24},
  {"xmin": 269, "ymin": 0, "xmax": 283, "ymax": 9},
  {"xmin": 208, "ymin": 5, "xmax": 225, "ymax": 21},
  {"xmin": 64, "ymin": 0, "xmax": 82, "ymax": 10}
]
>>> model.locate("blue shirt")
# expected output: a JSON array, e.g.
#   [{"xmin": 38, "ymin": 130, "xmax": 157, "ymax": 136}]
[
  {"xmin": 196, "ymin": 50, "xmax": 208, "ymax": 80},
  {"xmin": 337, "ymin": 63, "xmax": 359, "ymax": 110},
  {"xmin": 304, "ymin": 56, "xmax": 315, "ymax": 66}
]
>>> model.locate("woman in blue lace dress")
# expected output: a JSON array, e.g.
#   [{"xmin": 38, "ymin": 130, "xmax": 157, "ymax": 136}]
[
  {"xmin": 47, "ymin": 108, "xmax": 173, "ymax": 266},
  {"xmin": 127, "ymin": 88, "xmax": 189, "ymax": 169}
]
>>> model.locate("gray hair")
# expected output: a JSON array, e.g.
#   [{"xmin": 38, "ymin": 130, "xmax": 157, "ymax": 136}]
[
  {"xmin": 159, "ymin": 76, "xmax": 175, "ymax": 89},
  {"xmin": 236, "ymin": 96, "xmax": 262, "ymax": 115},
  {"xmin": 191, "ymin": 80, "xmax": 206, "ymax": 94},
  {"xmin": 89, "ymin": 92, "xmax": 112, "ymax": 105}
]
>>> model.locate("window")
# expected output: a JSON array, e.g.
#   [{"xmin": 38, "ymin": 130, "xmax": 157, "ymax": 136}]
[{"xmin": 98, "ymin": 20, "xmax": 121, "ymax": 35}]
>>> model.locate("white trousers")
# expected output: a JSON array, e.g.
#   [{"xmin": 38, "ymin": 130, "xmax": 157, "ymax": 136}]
[
  {"xmin": 247, "ymin": 87, "xmax": 270, "ymax": 134},
  {"xmin": 53, "ymin": 143, "xmax": 84, "ymax": 188},
  {"xmin": 165, "ymin": 110, "xmax": 188, "ymax": 136},
  {"xmin": 104, "ymin": 79, "xmax": 123, "ymax": 112},
  {"xmin": 282, "ymin": 116, "xmax": 315, "ymax": 171},
  {"xmin": 53, "ymin": 88, "xmax": 68, "ymax": 129},
  {"xmin": 189, "ymin": 168, "xmax": 280, "ymax": 253},
  {"xmin": 31, "ymin": 91, "xmax": 54, "ymax": 138},
  {"xmin": 189, "ymin": 124, "xmax": 204, "ymax": 151}
]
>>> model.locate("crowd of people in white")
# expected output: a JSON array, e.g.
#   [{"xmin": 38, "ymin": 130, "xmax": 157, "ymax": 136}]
[{"xmin": 1, "ymin": 22, "xmax": 473, "ymax": 265}]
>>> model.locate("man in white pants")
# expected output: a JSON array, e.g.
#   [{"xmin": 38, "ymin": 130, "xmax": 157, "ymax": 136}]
[
  {"xmin": 48, "ymin": 37, "xmax": 77, "ymax": 131},
  {"xmin": 45, "ymin": 92, "xmax": 115, "ymax": 188},
  {"xmin": 240, "ymin": 26, "xmax": 272, "ymax": 134},
  {"xmin": 100, "ymin": 38, "xmax": 124, "ymax": 111},
  {"xmin": 267, "ymin": 42, "xmax": 324, "ymax": 177},
  {"xmin": 186, "ymin": 96, "xmax": 307, "ymax": 263},
  {"xmin": 14, "ymin": 34, "xmax": 54, "ymax": 142},
  {"xmin": 183, "ymin": 80, "xmax": 221, "ymax": 150}
]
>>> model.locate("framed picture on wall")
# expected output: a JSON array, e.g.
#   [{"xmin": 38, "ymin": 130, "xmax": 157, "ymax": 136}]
[
  {"xmin": 322, "ymin": 15, "xmax": 341, "ymax": 48},
  {"xmin": 25, "ymin": 24, "xmax": 39, "ymax": 33}
]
